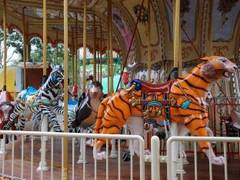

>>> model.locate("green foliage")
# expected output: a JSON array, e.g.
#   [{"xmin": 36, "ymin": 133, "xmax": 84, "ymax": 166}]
[
  {"xmin": 0, "ymin": 29, "xmax": 23, "ymax": 64},
  {"xmin": 0, "ymin": 29, "xmax": 121, "ymax": 84},
  {"xmin": 7, "ymin": 30, "xmax": 23, "ymax": 54}
]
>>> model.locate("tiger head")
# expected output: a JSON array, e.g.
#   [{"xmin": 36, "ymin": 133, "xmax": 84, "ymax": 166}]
[{"xmin": 200, "ymin": 56, "xmax": 237, "ymax": 81}]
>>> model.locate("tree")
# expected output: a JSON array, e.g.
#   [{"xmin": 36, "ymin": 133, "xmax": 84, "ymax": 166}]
[{"xmin": 0, "ymin": 28, "xmax": 23, "ymax": 66}]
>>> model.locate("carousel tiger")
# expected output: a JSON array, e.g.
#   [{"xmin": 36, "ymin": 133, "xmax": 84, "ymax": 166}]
[{"xmin": 93, "ymin": 56, "xmax": 238, "ymax": 165}]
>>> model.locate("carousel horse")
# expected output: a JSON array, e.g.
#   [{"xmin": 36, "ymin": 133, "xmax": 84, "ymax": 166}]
[
  {"xmin": 3, "ymin": 66, "xmax": 65, "ymax": 132},
  {"xmin": 0, "ymin": 91, "xmax": 15, "ymax": 145},
  {"xmin": 69, "ymin": 81, "xmax": 104, "ymax": 132},
  {"xmin": 0, "ymin": 90, "xmax": 14, "ymax": 129},
  {"xmin": 93, "ymin": 56, "xmax": 237, "ymax": 165}
]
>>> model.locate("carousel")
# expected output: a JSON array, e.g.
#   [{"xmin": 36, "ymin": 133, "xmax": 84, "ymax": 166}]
[{"xmin": 0, "ymin": 0, "xmax": 239, "ymax": 180}]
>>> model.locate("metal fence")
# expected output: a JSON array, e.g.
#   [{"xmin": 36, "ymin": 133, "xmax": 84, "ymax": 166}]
[
  {"xmin": 0, "ymin": 130, "xmax": 145, "ymax": 180},
  {"xmin": 165, "ymin": 136, "xmax": 240, "ymax": 180}
]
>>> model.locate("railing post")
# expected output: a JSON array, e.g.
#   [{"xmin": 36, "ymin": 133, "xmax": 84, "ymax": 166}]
[
  {"xmin": 77, "ymin": 136, "xmax": 87, "ymax": 164},
  {"xmin": 37, "ymin": 115, "xmax": 49, "ymax": 171},
  {"xmin": 139, "ymin": 137, "xmax": 145, "ymax": 180},
  {"xmin": 151, "ymin": 136, "xmax": 160, "ymax": 180},
  {"xmin": 0, "ymin": 139, "xmax": 6, "ymax": 155},
  {"xmin": 167, "ymin": 137, "xmax": 178, "ymax": 180},
  {"xmin": 110, "ymin": 139, "xmax": 117, "ymax": 158}
]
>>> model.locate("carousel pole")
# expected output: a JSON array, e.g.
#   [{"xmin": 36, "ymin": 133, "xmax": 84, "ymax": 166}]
[
  {"xmin": 147, "ymin": 0, "xmax": 151, "ymax": 81},
  {"xmin": 93, "ymin": 14, "xmax": 97, "ymax": 81},
  {"xmin": 173, "ymin": 0, "xmax": 181, "ymax": 70},
  {"xmin": 96, "ymin": 23, "xmax": 99, "ymax": 81},
  {"xmin": 97, "ymin": 51, "xmax": 99, "ymax": 81},
  {"xmin": 107, "ymin": 0, "xmax": 113, "ymax": 93},
  {"xmin": 37, "ymin": 1, "xmax": 49, "ymax": 172},
  {"xmin": 56, "ymin": 30, "xmax": 59, "ymax": 66},
  {"xmin": 100, "ymin": 19, "xmax": 103, "ymax": 83},
  {"xmin": 82, "ymin": 0, "xmax": 87, "ymax": 91},
  {"xmin": 3, "ymin": 0, "xmax": 7, "ymax": 90},
  {"xmin": 74, "ymin": 12, "xmax": 78, "ymax": 84},
  {"xmin": 169, "ymin": 1, "xmax": 181, "ymax": 179},
  {"xmin": 22, "ymin": 7, "xmax": 27, "ymax": 89},
  {"xmin": 207, "ymin": 1, "xmax": 213, "ymax": 56},
  {"xmin": 71, "ymin": 26, "xmax": 75, "ymax": 84},
  {"xmin": 42, "ymin": 0, "xmax": 47, "ymax": 77},
  {"xmin": 63, "ymin": 0, "xmax": 69, "ymax": 179}
]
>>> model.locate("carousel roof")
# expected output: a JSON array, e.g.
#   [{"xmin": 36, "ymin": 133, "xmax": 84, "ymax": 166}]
[{"xmin": 0, "ymin": 0, "xmax": 239, "ymax": 66}]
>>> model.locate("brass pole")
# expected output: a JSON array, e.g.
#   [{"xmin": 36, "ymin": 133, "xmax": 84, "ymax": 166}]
[
  {"xmin": 100, "ymin": 19, "xmax": 103, "ymax": 83},
  {"xmin": 63, "ymin": 0, "xmax": 69, "ymax": 179},
  {"xmin": 147, "ymin": 0, "xmax": 151, "ymax": 81},
  {"xmin": 71, "ymin": 26, "xmax": 75, "ymax": 84},
  {"xmin": 97, "ymin": 51, "xmax": 99, "ymax": 81},
  {"xmin": 82, "ymin": 0, "xmax": 87, "ymax": 91},
  {"xmin": 22, "ymin": 7, "xmax": 27, "ymax": 89},
  {"xmin": 3, "ymin": 0, "xmax": 7, "ymax": 90},
  {"xmin": 93, "ymin": 14, "xmax": 97, "ymax": 81},
  {"xmin": 207, "ymin": 1, "xmax": 213, "ymax": 56},
  {"xmin": 74, "ymin": 12, "xmax": 78, "ymax": 84},
  {"xmin": 56, "ymin": 30, "xmax": 59, "ymax": 66},
  {"xmin": 173, "ymin": 0, "xmax": 181, "ymax": 69},
  {"xmin": 107, "ymin": 0, "xmax": 113, "ymax": 93},
  {"xmin": 26, "ymin": 20, "xmax": 29, "ymax": 64},
  {"xmin": 43, "ymin": 0, "xmax": 47, "ymax": 76}
]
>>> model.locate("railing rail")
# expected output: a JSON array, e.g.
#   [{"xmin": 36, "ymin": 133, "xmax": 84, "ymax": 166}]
[
  {"xmin": 167, "ymin": 136, "xmax": 240, "ymax": 180},
  {"xmin": 0, "ymin": 130, "xmax": 145, "ymax": 180}
]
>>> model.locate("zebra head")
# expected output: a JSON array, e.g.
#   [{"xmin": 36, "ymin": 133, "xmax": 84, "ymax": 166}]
[{"xmin": 43, "ymin": 66, "xmax": 64, "ymax": 89}]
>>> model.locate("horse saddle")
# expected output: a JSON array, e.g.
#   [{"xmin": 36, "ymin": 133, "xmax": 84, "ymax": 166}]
[
  {"xmin": 21, "ymin": 86, "xmax": 38, "ymax": 106},
  {"xmin": 131, "ymin": 79, "xmax": 174, "ymax": 93},
  {"xmin": 73, "ymin": 95, "xmax": 92, "ymax": 128}
]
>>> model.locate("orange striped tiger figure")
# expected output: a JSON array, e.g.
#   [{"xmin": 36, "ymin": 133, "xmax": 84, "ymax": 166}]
[{"xmin": 94, "ymin": 56, "xmax": 237, "ymax": 165}]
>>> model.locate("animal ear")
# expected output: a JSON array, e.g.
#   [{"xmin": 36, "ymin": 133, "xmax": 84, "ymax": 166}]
[{"xmin": 200, "ymin": 56, "xmax": 210, "ymax": 61}]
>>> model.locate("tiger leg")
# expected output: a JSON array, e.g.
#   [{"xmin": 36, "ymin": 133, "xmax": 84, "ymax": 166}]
[
  {"xmin": 185, "ymin": 116, "xmax": 224, "ymax": 165},
  {"xmin": 93, "ymin": 126, "xmax": 121, "ymax": 160}
]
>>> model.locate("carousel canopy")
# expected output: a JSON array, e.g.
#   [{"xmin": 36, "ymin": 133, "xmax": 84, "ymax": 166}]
[{"xmin": 0, "ymin": 0, "xmax": 239, "ymax": 67}]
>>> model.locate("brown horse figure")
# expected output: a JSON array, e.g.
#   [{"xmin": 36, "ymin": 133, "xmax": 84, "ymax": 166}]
[{"xmin": 71, "ymin": 81, "xmax": 104, "ymax": 131}]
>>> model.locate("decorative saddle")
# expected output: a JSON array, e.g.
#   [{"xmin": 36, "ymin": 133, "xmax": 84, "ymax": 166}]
[
  {"xmin": 21, "ymin": 86, "xmax": 38, "ymax": 106},
  {"xmin": 128, "ymin": 79, "xmax": 175, "ymax": 120}
]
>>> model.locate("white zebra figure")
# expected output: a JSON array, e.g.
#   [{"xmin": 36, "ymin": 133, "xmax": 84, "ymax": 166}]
[{"xmin": 3, "ymin": 66, "xmax": 66, "ymax": 132}]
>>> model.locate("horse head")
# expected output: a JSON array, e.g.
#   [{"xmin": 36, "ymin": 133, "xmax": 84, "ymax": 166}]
[
  {"xmin": 88, "ymin": 81, "xmax": 103, "ymax": 100},
  {"xmin": 0, "ymin": 91, "xmax": 13, "ymax": 102},
  {"xmin": 200, "ymin": 56, "xmax": 237, "ymax": 81},
  {"xmin": 43, "ymin": 66, "xmax": 64, "ymax": 89}
]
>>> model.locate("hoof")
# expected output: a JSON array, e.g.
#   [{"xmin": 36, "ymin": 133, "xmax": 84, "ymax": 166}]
[
  {"xmin": 94, "ymin": 152, "xmax": 106, "ymax": 160},
  {"xmin": 122, "ymin": 151, "xmax": 131, "ymax": 161},
  {"xmin": 144, "ymin": 154, "xmax": 151, "ymax": 162},
  {"xmin": 211, "ymin": 156, "xmax": 225, "ymax": 165},
  {"xmin": 54, "ymin": 128, "xmax": 63, "ymax": 132}
]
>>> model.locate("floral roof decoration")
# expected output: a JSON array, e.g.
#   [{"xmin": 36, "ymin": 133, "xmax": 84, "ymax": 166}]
[
  {"xmin": 217, "ymin": 0, "xmax": 238, "ymax": 25},
  {"xmin": 133, "ymin": 4, "xmax": 149, "ymax": 24}
]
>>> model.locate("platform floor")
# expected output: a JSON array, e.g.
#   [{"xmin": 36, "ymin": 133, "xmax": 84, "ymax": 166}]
[{"xmin": 0, "ymin": 137, "xmax": 239, "ymax": 180}]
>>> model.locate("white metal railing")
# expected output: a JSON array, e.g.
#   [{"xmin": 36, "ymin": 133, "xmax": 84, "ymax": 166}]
[
  {"xmin": 166, "ymin": 136, "xmax": 240, "ymax": 180},
  {"xmin": 0, "ymin": 130, "xmax": 145, "ymax": 180},
  {"xmin": 151, "ymin": 136, "xmax": 160, "ymax": 180}
]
